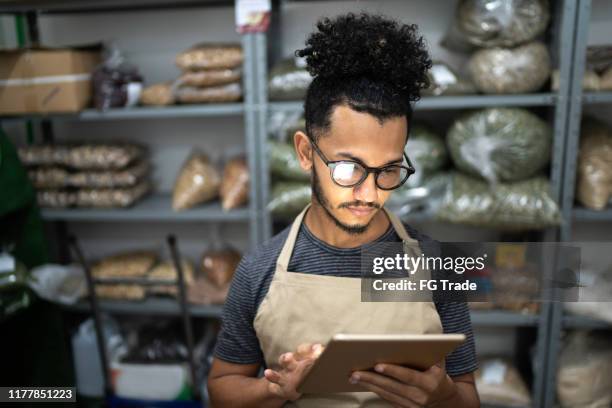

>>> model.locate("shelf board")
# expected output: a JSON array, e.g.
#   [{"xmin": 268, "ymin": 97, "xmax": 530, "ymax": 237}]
[
  {"xmin": 572, "ymin": 207, "xmax": 612, "ymax": 221},
  {"xmin": 562, "ymin": 314, "xmax": 612, "ymax": 329},
  {"xmin": 66, "ymin": 298, "xmax": 223, "ymax": 318},
  {"xmin": 470, "ymin": 310, "xmax": 540, "ymax": 327},
  {"xmin": 269, "ymin": 94, "xmax": 557, "ymax": 113},
  {"xmin": 41, "ymin": 195, "xmax": 250, "ymax": 222},
  {"xmin": 0, "ymin": 104, "xmax": 244, "ymax": 122},
  {"xmin": 0, "ymin": 0, "xmax": 234, "ymax": 13},
  {"xmin": 582, "ymin": 92, "xmax": 612, "ymax": 104}
]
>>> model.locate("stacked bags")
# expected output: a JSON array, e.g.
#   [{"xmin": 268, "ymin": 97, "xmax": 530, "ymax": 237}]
[
  {"xmin": 436, "ymin": 108, "xmax": 561, "ymax": 229},
  {"xmin": 140, "ymin": 44, "xmax": 243, "ymax": 106},
  {"xmin": 19, "ymin": 144, "xmax": 150, "ymax": 208},
  {"xmin": 444, "ymin": 0, "xmax": 552, "ymax": 94},
  {"xmin": 576, "ymin": 119, "xmax": 612, "ymax": 210}
]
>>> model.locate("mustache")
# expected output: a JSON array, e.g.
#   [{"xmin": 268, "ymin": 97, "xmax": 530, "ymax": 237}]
[{"xmin": 338, "ymin": 201, "xmax": 381, "ymax": 209}]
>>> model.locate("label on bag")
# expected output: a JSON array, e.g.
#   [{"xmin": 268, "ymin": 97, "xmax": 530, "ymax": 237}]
[{"xmin": 236, "ymin": 0, "xmax": 271, "ymax": 33}]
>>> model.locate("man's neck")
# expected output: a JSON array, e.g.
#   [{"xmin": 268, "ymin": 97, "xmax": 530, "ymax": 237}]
[{"xmin": 303, "ymin": 200, "xmax": 391, "ymax": 249}]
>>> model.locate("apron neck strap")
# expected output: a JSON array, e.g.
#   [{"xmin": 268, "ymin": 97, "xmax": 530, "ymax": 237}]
[{"xmin": 275, "ymin": 203, "xmax": 418, "ymax": 272}]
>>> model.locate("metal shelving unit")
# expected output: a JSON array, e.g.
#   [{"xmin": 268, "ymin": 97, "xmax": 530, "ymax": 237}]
[
  {"xmin": 0, "ymin": 1, "xmax": 265, "ymax": 249},
  {"xmin": 65, "ymin": 298, "xmax": 224, "ymax": 318},
  {"xmin": 543, "ymin": 1, "xmax": 612, "ymax": 407},
  {"xmin": 41, "ymin": 196, "xmax": 251, "ymax": 222}
]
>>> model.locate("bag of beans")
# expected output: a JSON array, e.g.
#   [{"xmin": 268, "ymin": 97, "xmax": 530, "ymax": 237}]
[
  {"xmin": 172, "ymin": 151, "xmax": 220, "ymax": 211},
  {"xmin": 220, "ymin": 157, "xmax": 250, "ymax": 211}
]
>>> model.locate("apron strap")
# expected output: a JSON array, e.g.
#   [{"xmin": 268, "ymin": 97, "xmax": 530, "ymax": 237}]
[
  {"xmin": 276, "ymin": 203, "xmax": 311, "ymax": 272},
  {"xmin": 276, "ymin": 204, "xmax": 417, "ymax": 272}
]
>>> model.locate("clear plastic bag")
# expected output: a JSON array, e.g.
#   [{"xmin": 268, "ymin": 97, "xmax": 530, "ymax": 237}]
[
  {"xmin": 268, "ymin": 57, "xmax": 312, "ymax": 101},
  {"xmin": 172, "ymin": 151, "xmax": 220, "ymax": 211},
  {"xmin": 468, "ymin": 42, "xmax": 551, "ymax": 94},
  {"xmin": 75, "ymin": 181, "xmax": 150, "ymax": 208},
  {"xmin": 29, "ymin": 161, "xmax": 149, "ymax": 189},
  {"xmin": 175, "ymin": 83, "xmax": 242, "ymax": 104},
  {"xmin": 449, "ymin": 0, "xmax": 550, "ymax": 49},
  {"xmin": 139, "ymin": 82, "xmax": 175, "ymax": 106},
  {"xmin": 200, "ymin": 247, "xmax": 241, "ymax": 288},
  {"xmin": 576, "ymin": 119, "xmax": 612, "ymax": 210},
  {"xmin": 404, "ymin": 125, "xmax": 448, "ymax": 187},
  {"xmin": 268, "ymin": 140, "xmax": 309, "ymax": 182},
  {"xmin": 552, "ymin": 69, "xmax": 601, "ymax": 91},
  {"xmin": 19, "ymin": 144, "xmax": 145, "ymax": 170},
  {"xmin": 178, "ymin": 67, "xmax": 241, "ymax": 87},
  {"xmin": 557, "ymin": 331, "xmax": 612, "ymax": 408},
  {"xmin": 600, "ymin": 67, "xmax": 612, "ymax": 90},
  {"xmin": 475, "ymin": 358, "xmax": 532, "ymax": 407},
  {"xmin": 267, "ymin": 181, "xmax": 311, "ymax": 220},
  {"xmin": 93, "ymin": 45, "xmax": 143, "ymax": 110},
  {"xmin": 436, "ymin": 172, "xmax": 561, "ymax": 229},
  {"xmin": 447, "ymin": 108, "xmax": 552, "ymax": 183},
  {"xmin": 422, "ymin": 62, "xmax": 477, "ymax": 96},
  {"xmin": 92, "ymin": 251, "xmax": 157, "ymax": 279},
  {"xmin": 27, "ymin": 264, "xmax": 86, "ymax": 305},
  {"xmin": 220, "ymin": 157, "xmax": 250, "ymax": 211},
  {"xmin": 176, "ymin": 43, "xmax": 243, "ymax": 70}
]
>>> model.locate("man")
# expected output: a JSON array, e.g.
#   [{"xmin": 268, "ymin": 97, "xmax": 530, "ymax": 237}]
[{"xmin": 208, "ymin": 13, "xmax": 479, "ymax": 407}]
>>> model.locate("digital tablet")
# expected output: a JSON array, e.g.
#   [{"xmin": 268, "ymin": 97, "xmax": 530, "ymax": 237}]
[{"xmin": 297, "ymin": 333, "xmax": 466, "ymax": 394}]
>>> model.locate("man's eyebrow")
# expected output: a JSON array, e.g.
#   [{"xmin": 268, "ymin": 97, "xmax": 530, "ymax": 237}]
[{"xmin": 336, "ymin": 151, "xmax": 404, "ymax": 166}]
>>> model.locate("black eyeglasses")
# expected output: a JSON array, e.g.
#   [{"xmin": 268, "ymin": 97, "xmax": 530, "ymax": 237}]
[{"xmin": 309, "ymin": 138, "xmax": 415, "ymax": 191}]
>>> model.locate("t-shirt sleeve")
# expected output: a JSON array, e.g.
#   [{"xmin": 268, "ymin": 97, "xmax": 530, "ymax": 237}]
[
  {"xmin": 436, "ymin": 301, "xmax": 478, "ymax": 377},
  {"xmin": 213, "ymin": 255, "xmax": 264, "ymax": 365}
]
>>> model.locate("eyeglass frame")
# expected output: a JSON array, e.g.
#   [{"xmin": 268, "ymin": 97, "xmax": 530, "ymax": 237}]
[{"xmin": 308, "ymin": 137, "xmax": 416, "ymax": 191}]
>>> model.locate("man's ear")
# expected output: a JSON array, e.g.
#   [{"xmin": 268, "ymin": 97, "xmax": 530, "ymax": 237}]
[{"xmin": 294, "ymin": 131, "xmax": 313, "ymax": 172}]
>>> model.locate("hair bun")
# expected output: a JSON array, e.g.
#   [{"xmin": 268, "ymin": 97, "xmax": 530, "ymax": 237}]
[{"xmin": 296, "ymin": 13, "xmax": 431, "ymax": 101}]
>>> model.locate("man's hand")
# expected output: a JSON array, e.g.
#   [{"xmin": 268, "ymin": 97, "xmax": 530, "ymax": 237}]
[
  {"xmin": 349, "ymin": 362, "xmax": 457, "ymax": 408},
  {"xmin": 263, "ymin": 343, "xmax": 325, "ymax": 402}
]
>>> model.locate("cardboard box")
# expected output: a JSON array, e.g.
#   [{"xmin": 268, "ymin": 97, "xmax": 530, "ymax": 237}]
[{"xmin": 0, "ymin": 45, "xmax": 101, "ymax": 114}]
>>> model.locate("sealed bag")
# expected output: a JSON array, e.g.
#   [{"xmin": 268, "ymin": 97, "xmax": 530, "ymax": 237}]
[
  {"xmin": 92, "ymin": 251, "xmax": 157, "ymax": 279},
  {"xmin": 175, "ymin": 83, "xmax": 242, "ymax": 104},
  {"xmin": 422, "ymin": 62, "xmax": 476, "ymax": 96},
  {"xmin": 436, "ymin": 172, "xmax": 561, "ymax": 229},
  {"xmin": 19, "ymin": 144, "xmax": 144, "ymax": 170},
  {"xmin": 220, "ymin": 157, "xmax": 249, "ymax": 211},
  {"xmin": 268, "ymin": 140, "xmax": 309, "ymax": 182},
  {"xmin": 451, "ymin": 0, "xmax": 550, "ymax": 48},
  {"xmin": 468, "ymin": 42, "xmax": 551, "ymax": 94},
  {"xmin": 201, "ymin": 247, "xmax": 241, "ymax": 288},
  {"xmin": 552, "ymin": 69, "xmax": 601, "ymax": 91},
  {"xmin": 172, "ymin": 151, "xmax": 220, "ymax": 211},
  {"xmin": 75, "ymin": 181, "xmax": 150, "ymax": 208},
  {"xmin": 267, "ymin": 181, "xmax": 312, "ymax": 220},
  {"xmin": 93, "ymin": 46, "xmax": 143, "ymax": 110},
  {"xmin": 576, "ymin": 119, "xmax": 612, "ymax": 210},
  {"xmin": 140, "ymin": 83, "xmax": 175, "ymax": 106},
  {"xmin": 176, "ymin": 44, "xmax": 243, "ymax": 70},
  {"xmin": 29, "ymin": 161, "xmax": 149, "ymax": 189},
  {"xmin": 178, "ymin": 67, "xmax": 241, "ymax": 87},
  {"xmin": 557, "ymin": 331, "xmax": 612, "ymax": 408},
  {"xmin": 447, "ymin": 108, "xmax": 552, "ymax": 183},
  {"xmin": 475, "ymin": 358, "xmax": 532, "ymax": 407},
  {"xmin": 95, "ymin": 284, "xmax": 145, "ymax": 300},
  {"xmin": 268, "ymin": 58, "xmax": 312, "ymax": 101},
  {"xmin": 405, "ymin": 125, "xmax": 448, "ymax": 187}
]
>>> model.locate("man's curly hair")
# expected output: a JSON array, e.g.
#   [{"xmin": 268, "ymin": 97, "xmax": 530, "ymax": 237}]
[{"xmin": 295, "ymin": 12, "xmax": 431, "ymax": 142}]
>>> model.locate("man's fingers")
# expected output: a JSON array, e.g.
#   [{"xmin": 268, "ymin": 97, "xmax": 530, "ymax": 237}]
[
  {"xmin": 296, "ymin": 343, "xmax": 313, "ymax": 359},
  {"xmin": 264, "ymin": 369, "xmax": 281, "ymax": 384},
  {"xmin": 278, "ymin": 352, "xmax": 299, "ymax": 370},
  {"xmin": 353, "ymin": 370, "xmax": 423, "ymax": 403},
  {"xmin": 373, "ymin": 364, "xmax": 433, "ymax": 390}
]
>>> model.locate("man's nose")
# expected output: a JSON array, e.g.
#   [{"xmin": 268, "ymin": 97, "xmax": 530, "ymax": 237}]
[{"xmin": 353, "ymin": 172, "xmax": 379, "ymax": 204}]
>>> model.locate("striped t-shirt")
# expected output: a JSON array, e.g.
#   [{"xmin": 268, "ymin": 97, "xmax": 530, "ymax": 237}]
[{"xmin": 214, "ymin": 219, "xmax": 478, "ymax": 377}]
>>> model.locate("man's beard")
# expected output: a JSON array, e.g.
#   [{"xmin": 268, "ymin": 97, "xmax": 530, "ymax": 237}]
[{"xmin": 311, "ymin": 167, "xmax": 379, "ymax": 235}]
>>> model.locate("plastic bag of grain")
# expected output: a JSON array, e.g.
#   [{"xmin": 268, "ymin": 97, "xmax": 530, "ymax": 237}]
[
  {"xmin": 268, "ymin": 181, "xmax": 311, "ymax": 220},
  {"xmin": 447, "ymin": 108, "xmax": 552, "ymax": 183},
  {"xmin": 175, "ymin": 83, "xmax": 242, "ymax": 104},
  {"xmin": 576, "ymin": 119, "xmax": 612, "ymax": 210},
  {"xmin": 200, "ymin": 247, "xmax": 241, "ymax": 288},
  {"xmin": 268, "ymin": 57, "xmax": 312, "ymax": 101},
  {"xmin": 557, "ymin": 331, "xmax": 612, "ymax": 408},
  {"xmin": 75, "ymin": 181, "xmax": 150, "ymax": 208},
  {"xmin": 19, "ymin": 144, "xmax": 144, "ymax": 170},
  {"xmin": 405, "ymin": 124, "xmax": 448, "ymax": 187},
  {"xmin": 176, "ymin": 43, "xmax": 243, "ymax": 70},
  {"xmin": 92, "ymin": 251, "xmax": 157, "ymax": 279},
  {"xmin": 178, "ymin": 67, "xmax": 241, "ymax": 87},
  {"xmin": 172, "ymin": 151, "xmax": 220, "ymax": 211},
  {"xmin": 436, "ymin": 172, "xmax": 561, "ymax": 229},
  {"xmin": 220, "ymin": 157, "xmax": 250, "ymax": 210},
  {"xmin": 469, "ymin": 42, "xmax": 551, "ymax": 94},
  {"xmin": 448, "ymin": 0, "xmax": 549, "ymax": 49},
  {"xmin": 422, "ymin": 62, "xmax": 477, "ymax": 96},
  {"xmin": 140, "ymin": 82, "xmax": 175, "ymax": 106},
  {"xmin": 475, "ymin": 358, "xmax": 531, "ymax": 407},
  {"xmin": 268, "ymin": 140, "xmax": 309, "ymax": 182}
]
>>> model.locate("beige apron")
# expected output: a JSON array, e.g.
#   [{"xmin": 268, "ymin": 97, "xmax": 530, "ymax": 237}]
[{"xmin": 254, "ymin": 204, "xmax": 443, "ymax": 407}]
